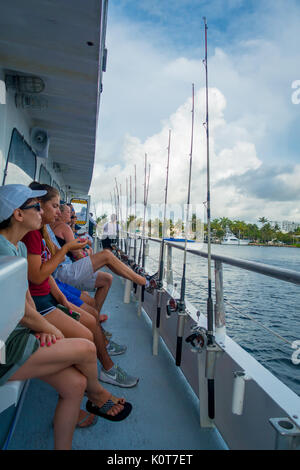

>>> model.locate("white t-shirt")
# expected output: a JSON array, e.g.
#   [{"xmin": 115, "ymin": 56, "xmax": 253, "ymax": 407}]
[{"xmin": 103, "ymin": 222, "xmax": 118, "ymax": 237}]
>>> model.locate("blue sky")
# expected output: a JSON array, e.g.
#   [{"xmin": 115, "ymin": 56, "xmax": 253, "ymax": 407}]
[{"xmin": 92, "ymin": 0, "xmax": 300, "ymax": 223}]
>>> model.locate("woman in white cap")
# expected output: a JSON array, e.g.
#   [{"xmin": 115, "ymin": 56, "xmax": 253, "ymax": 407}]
[
  {"xmin": 0, "ymin": 184, "xmax": 132, "ymax": 450},
  {"xmin": 22, "ymin": 182, "xmax": 140, "ymax": 389}
]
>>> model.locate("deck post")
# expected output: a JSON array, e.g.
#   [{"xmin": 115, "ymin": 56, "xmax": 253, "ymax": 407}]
[
  {"xmin": 166, "ymin": 244, "xmax": 173, "ymax": 286},
  {"xmin": 123, "ymin": 279, "xmax": 132, "ymax": 303},
  {"xmin": 137, "ymin": 285, "xmax": 142, "ymax": 316},
  {"xmin": 197, "ymin": 351, "xmax": 215, "ymax": 428},
  {"xmin": 214, "ymin": 260, "xmax": 226, "ymax": 345}
]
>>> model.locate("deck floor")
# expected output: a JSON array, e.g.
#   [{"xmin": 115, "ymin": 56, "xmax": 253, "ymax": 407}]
[{"xmin": 8, "ymin": 274, "xmax": 226, "ymax": 450}]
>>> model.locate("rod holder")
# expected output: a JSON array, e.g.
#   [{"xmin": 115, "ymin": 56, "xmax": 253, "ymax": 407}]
[
  {"xmin": 123, "ymin": 279, "xmax": 132, "ymax": 304},
  {"xmin": 214, "ymin": 260, "xmax": 226, "ymax": 346},
  {"xmin": 232, "ymin": 370, "xmax": 251, "ymax": 415},
  {"xmin": 166, "ymin": 245, "xmax": 173, "ymax": 286},
  {"xmin": 269, "ymin": 418, "xmax": 300, "ymax": 450},
  {"xmin": 205, "ymin": 343, "xmax": 223, "ymax": 380}
]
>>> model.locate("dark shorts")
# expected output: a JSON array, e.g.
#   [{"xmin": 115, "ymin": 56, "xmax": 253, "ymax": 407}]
[
  {"xmin": 55, "ymin": 279, "xmax": 84, "ymax": 308},
  {"xmin": 31, "ymin": 293, "xmax": 59, "ymax": 316}
]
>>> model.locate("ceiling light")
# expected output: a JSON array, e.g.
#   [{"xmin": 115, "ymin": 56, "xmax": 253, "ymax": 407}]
[{"xmin": 5, "ymin": 74, "xmax": 45, "ymax": 93}]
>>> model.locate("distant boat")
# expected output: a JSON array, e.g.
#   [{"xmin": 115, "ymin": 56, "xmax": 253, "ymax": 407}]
[
  {"xmin": 164, "ymin": 237, "xmax": 195, "ymax": 243},
  {"xmin": 221, "ymin": 228, "xmax": 249, "ymax": 245}
]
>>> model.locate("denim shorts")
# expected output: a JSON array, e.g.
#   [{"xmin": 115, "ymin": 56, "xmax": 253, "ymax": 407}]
[{"xmin": 31, "ymin": 293, "xmax": 58, "ymax": 316}]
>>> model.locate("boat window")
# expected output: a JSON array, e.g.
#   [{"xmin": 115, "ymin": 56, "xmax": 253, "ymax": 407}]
[
  {"xmin": 52, "ymin": 180, "xmax": 60, "ymax": 192},
  {"xmin": 3, "ymin": 128, "xmax": 36, "ymax": 185},
  {"xmin": 39, "ymin": 165, "xmax": 52, "ymax": 185},
  {"xmin": 60, "ymin": 189, "xmax": 66, "ymax": 201},
  {"xmin": 70, "ymin": 198, "xmax": 88, "ymax": 225}
]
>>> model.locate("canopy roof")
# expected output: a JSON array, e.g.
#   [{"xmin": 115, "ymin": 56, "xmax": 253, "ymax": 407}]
[{"xmin": 0, "ymin": 0, "xmax": 107, "ymax": 193}]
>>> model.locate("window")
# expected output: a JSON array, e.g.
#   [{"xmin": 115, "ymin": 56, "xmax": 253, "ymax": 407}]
[
  {"xmin": 52, "ymin": 180, "xmax": 60, "ymax": 192},
  {"xmin": 70, "ymin": 198, "xmax": 88, "ymax": 225},
  {"xmin": 60, "ymin": 189, "xmax": 66, "ymax": 201},
  {"xmin": 3, "ymin": 128, "xmax": 36, "ymax": 185},
  {"xmin": 39, "ymin": 165, "xmax": 52, "ymax": 185}
]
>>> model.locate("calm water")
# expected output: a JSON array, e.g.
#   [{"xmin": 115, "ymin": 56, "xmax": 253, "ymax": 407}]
[{"xmin": 144, "ymin": 241, "xmax": 300, "ymax": 396}]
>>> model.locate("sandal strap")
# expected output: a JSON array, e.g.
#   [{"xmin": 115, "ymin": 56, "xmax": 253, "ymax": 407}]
[{"xmin": 95, "ymin": 399, "xmax": 115, "ymax": 414}]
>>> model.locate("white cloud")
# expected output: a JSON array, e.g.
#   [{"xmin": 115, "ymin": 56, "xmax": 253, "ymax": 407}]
[{"xmin": 91, "ymin": 2, "xmax": 300, "ymax": 223}]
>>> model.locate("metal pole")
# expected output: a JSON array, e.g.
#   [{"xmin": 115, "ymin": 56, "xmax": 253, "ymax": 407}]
[
  {"xmin": 203, "ymin": 16, "xmax": 215, "ymax": 420},
  {"xmin": 176, "ymin": 83, "xmax": 195, "ymax": 367},
  {"xmin": 214, "ymin": 260, "xmax": 226, "ymax": 345}
]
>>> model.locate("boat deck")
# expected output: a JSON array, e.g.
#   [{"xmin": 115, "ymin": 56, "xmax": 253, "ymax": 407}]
[{"xmin": 8, "ymin": 274, "xmax": 226, "ymax": 450}]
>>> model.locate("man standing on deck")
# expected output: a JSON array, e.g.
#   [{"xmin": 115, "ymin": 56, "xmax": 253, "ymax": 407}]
[
  {"xmin": 88, "ymin": 212, "xmax": 97, "ymax": 238},
  {"xmin": 102, "ymin": 214, "xmax": 118, "ymax": 250}
]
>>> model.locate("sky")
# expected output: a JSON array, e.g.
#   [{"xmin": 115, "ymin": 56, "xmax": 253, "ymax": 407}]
[{"xmin": 90, "ymin": 0, "xmax": 300, "ymax": 224}]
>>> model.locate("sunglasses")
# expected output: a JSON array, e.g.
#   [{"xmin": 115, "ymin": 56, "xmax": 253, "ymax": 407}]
[{"xmin": 21, "ymin": 202, "xmax": 41, "ymax": 212}]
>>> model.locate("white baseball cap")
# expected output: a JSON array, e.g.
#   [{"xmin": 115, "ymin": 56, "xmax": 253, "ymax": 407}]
[{"xmin": 0, "ymin": 184, "xmax": 47, "ymax": 223}]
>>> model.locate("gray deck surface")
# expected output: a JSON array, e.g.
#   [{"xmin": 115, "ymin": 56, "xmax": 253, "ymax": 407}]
[{"xmin": 8, "ymin": 274, "xmax": 226, "ymax": 450}]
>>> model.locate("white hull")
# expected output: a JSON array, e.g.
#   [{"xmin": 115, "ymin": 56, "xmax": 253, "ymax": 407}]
[{"xmin": 221, "ymin": 239, "xmax": 250, "ymax": 245}]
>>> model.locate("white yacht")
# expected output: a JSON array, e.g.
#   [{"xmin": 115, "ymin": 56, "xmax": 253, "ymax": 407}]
[{"xmin": 222, "ymin": 228, "xmax": 250, "ymax": 245}]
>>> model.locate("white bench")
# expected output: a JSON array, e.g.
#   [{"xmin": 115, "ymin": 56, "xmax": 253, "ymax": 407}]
[{"xmin": 0, "ymin": 256, "xmax": 28, "ymax": 448}]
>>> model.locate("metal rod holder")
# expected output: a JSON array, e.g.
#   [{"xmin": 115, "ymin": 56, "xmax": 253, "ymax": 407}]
[
  {"xmin": 214, "ymin": 260, "xmax": 226, "ymax": 346},
  {"xmin": 269, "ymin": 417, "xmax": 300, "ymax": 450},
  {"xmin": 232, "ymin": 370, "xmax": 251, "ymax": 415},
  {"xmin": 123, "ymin": 279, "xmax": 132, "ymax": 304},
  {"xmin": 166, "ymin": 245, "xmax": 173, "ymax": 286}
]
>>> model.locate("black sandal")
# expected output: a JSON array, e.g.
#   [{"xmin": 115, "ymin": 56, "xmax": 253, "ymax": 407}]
[{"xmin": 86, "ymin": 399, "xmax": 132, "ymax": 421}]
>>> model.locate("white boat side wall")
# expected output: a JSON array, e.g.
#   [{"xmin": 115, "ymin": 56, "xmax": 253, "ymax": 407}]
[{"xmin": 143, "ymin": 289, "xmax": 300, "ymax": 450}]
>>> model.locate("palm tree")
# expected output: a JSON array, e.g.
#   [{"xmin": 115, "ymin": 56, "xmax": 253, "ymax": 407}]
[{"xmin": 258, "ymin": 217, "xmax": 268, "ymax": 225}]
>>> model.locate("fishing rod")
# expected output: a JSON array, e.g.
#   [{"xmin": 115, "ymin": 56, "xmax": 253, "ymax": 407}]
[
  {"xmin": 137, "ymin": 154, "xmax": 147, "ymax": 267},
  {"xmin": 138, "ymin": 154, "xmax": 151, "ymax": 269},
  {"xmin": 175, "ymin": 83, "xmax": 195, "ymax": 367},
  {"xmin": 119, "ymin": 183, "xmax": 124, "ymax": 253},
  {"xmin": 134, "ymin": 164, "xmax": 137, "ymax": 263},
  {"xmin": 114, "ymin": 178, "xmax": 120, "ymax": 251},
  {"xmin": 125, "ymin": 177, "xmax": 129, "ymax": 256},
  {"xmin": 203, "ymin": 16, "xmax": 216, "ymax": 420},
  {"xmin": 156, "ymin": 129, "xmax": 172, "ymax": 330},
  {"xmin": 143, "ymin": 161, "xmax": 151, "ymax": 269},
  {"xmin": 129, "ymin": 174, "xmax": 133, "ymax": 258},
  {"xmin": 166, "ymin": 85, "xmax": 195, "ymax": 366}
]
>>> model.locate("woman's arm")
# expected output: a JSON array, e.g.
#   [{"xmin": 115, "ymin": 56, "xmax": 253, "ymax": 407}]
[
  {"xmin": 20, "ymin": 290, "xmax": 64, "ymax": 340},
  {"xmin": 61, "ymin": 225, "xmax": 86, "ymax": 259},
  {"xmin": 27, "ymin": 239, "xmax": 87, "ymax": 285},
  {"xmin": 48, "ymin": 276, "xmax": 72, "ymax": 311}
]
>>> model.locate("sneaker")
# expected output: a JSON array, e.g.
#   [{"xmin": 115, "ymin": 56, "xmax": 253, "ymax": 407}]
[
  {"xmin": 106, "ymin": 340, "xmax": 127, "ymax": 356},
  {"xmin": 99, "ymin": 365, "xmax": 139, "ymax": 388},
  {"xmin": 102, "ymin": 327, "xmax": 112, "ymax": 339}
]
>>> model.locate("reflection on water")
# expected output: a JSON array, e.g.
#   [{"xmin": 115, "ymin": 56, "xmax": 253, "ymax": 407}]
[{"xmin": 144, "ymin": 241, "xmax": 300, "ymax": 396}]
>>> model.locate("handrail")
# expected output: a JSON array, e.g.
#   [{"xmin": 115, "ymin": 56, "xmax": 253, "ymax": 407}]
[{"xmin": 147, "ymin": 237, "xmax": 300, "ymax": 286}]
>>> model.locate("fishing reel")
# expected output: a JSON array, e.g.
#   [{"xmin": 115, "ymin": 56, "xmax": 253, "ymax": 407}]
[
  {"xmin": 166, "ymin": 297, "xmax": 179, "ymax": 318},
  {"xmin": 133, "ymin": 264, "xmax": 145, "ymax": 275},
  {"xmin": 185, "ymin": 326, "xmax": 208, "ymax": 353}
]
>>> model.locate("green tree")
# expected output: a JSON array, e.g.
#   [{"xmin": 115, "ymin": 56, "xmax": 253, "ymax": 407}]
[{"xmin": 258, "ymin": 217, "xmax": 268, "ymax": 225}]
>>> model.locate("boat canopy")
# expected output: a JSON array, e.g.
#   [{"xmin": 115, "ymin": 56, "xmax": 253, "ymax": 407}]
[{"xmin": 0, "ymin": 0, "xmax": 107, "ymax": 194}]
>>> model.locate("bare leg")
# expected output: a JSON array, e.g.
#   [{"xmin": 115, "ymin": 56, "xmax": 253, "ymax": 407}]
[
  {"xmin": 9, "ymin": 338, "xmax": 126, "ymax": 449},
  {"xmin": 93, "ymin": 272, "xmax": 113, "ymax": 313},
  {"xmin": 90, "ymin": 250, "xmax": 146, "ymax": 285},
  {"xmin": 80, "ymin": 273, "xmax": 112, "ymax": 317},
  {"xmin": 46, "ymin": 306, "xmax": 113, "ymax": 370}
]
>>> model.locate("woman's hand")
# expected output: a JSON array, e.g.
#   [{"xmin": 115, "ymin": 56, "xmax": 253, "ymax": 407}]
[
  {"xmin": 35, "ymin": 332, "xmax": 57, "ymax": 347},
  {"xmin": 64, "ymin": 239, "xmax": 87, "ymax": 252},
  {"xmin": 58, "ymin": 295, "xmax": 73, "ymax": 313}
]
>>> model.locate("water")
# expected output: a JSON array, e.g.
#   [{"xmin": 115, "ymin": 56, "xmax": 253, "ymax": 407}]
[{"xmin": 144, "ymin": 241, "xmax": 300, "ymax": 396}]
